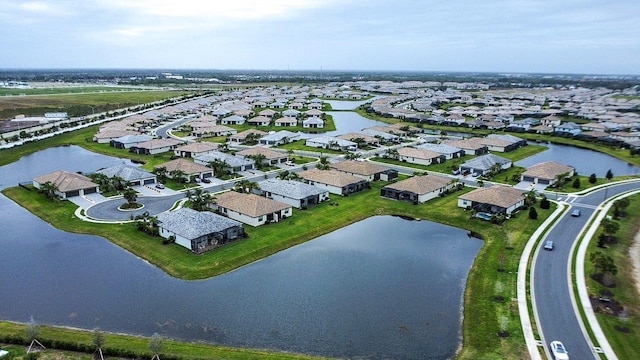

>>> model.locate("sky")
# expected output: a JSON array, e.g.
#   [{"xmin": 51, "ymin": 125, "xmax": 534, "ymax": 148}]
[{"xmin": 1, "ymin": 0, "xmax": 639, "ymax": 75}]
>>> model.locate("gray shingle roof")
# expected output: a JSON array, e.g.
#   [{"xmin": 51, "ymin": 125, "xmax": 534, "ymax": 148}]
[
  {"xmin": 258, "ymin": 179, "xmax": 326, "ymax": 199},
  {"xmin": 157, "ymin": 208, "xmax": 242, "ymax": 240},
  {"xmin": 96, "ymin": 164, "xmax": 154, "ymax": 182},
  {"xmin": 460, "ymin": 154, "xmax": 511, "ymax": 171}
]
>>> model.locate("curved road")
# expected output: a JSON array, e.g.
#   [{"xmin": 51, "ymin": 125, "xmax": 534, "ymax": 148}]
[{"xmin": 533, "ymin": 181, "xmax": 640, "ymax": 359}]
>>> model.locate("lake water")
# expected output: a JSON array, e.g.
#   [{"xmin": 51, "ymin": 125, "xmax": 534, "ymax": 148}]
[
  {"xmin": 515, "ymin": 142, "xmax": 640, "ymax": 176},
  {"xmin": 0, "ymin": 146, "xmax": 483, "ymax": 359}
]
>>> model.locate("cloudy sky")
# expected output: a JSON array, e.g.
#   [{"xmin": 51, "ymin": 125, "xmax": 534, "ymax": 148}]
[{"xmin": 1, "ymin": 0, "xmax": 638, "ymax": 74}]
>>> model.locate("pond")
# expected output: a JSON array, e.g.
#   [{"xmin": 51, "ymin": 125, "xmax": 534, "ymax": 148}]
[
  {"xmin": 515, "ymin": 142, "xmax": 640, "ymax": 177},
  {"xmin": 0, "ymin": 146, "xmax": 483, "ymax": 359}
]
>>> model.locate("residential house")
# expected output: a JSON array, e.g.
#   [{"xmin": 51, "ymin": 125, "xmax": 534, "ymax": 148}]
[
  {"xmin": 282, "ymin": 109, "xmax": 300, "ymax": 117},
  {"xmin": 93, "ymin": 129, "xmax": 138, "ymax": 143},
  {"xmin": 555, "ymin": 122, "xmax": 582, "ymax": 136},
  {"xmin": 305, "ymin": 136, "xmax": 357, "ymax": 151},
  {"xmin": 130, "ymin": 138, "xmax": 182, "ymax": 155},
  {"xmin": 443, "ymin": 138, "xmax": 488, "ymax": 155},
  {"xmin": 274, "ymin": 116, "xmax": 298, "ymax": 127},
  {"xmin": 214, "ymin": 191, "xmax": 292, "ymax": 227},
  {"xmin": 248, "ymin": 115, "xmax": 272, "ymax": 126},
  {"xmin": 298, "ymin": 168, "xmax": 369, "ymax": 196},
  {"xmin": 110, "ymin": 134, "xmax": 153, "ymax": 149},
  {"xmin": 156, "ymin": 208, "xmax": 244, "ymax": 254},
  {"xmin": 381, "ymin": 175, "xmax": 455, "ymax": 204},
  {"xmin": 220, "ymin": 115, "xmax": 246, "ymax": 125},
  {"xmin": 33, "ymin": 170, "xmax": 99, "ymax": 199},
  {"xmin": 259, "ymin": 109, "xmax": 278, "ymax": 118},
  {"xmin": 417, "ymin": 143, "xmax": 464, "ymax": 159},
  {"xmin": 330, "ymin": 160, "xmax": 398, "ymax": 181},
  {"xmin": 96, "ymin": 164, "xmax": 157, "ymax": 186},
  {"xmin": 259, "ymin": 130, "xmax": 300, "ymax": 146},
  {"xmin": 459, "ymin": 154, "xmax": 512, "ymax": 176},
  {"xmin": 194, "ymin": 151, "xmax": 255, "ymax": 173},
  {"xmin": 256, "ymin": 178, "xmax": 330, "ymax": 209},
  {"xmin": 236, "ymin": 147, "xmax": 289, "ymax": 166},
  {"xmin": 174, "ymin": 142, "xmax": 219, "ymax": 158},
  {"xmin": 305, "ymin": 109, "xmax": 324, "ymax": 118},
  {"xmin": 155, "ymin": 158, "xmax": 213, "ymax": 181},
  {"xmin": 397, "ymin": 147, "xmax": 446, "ymax": 166},
  {"xmin": 229, "ymin": 129, "xmax": 268, "ymax": 144},
  {"xmin": 302, "ymin": 117, "xmax": 324, "ymax": 128},
  {"xmin": 336, "ymin": 132, "xmax": 380, "ymax": 147},
  {"xmin": 521, "ymin": 161, "xmax": 576, "ymax": 187},
  {"xmin": 457, "ymin": 186, "xmax": 525, "ymax": 215}
]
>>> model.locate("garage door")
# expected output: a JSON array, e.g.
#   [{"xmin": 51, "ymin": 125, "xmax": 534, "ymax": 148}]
[
  {"xmin": 144, "ymin": 178, "xmax": 155, "ymax": 185},
  {"xmin": 84, "ymin": 187, "xmax": 97, "ymax": 194}
]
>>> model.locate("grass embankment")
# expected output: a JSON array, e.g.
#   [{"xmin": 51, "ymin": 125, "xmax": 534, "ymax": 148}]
[
  {"xmin": 585, "ymin": 194, "xmax": 640, "ymax": 359},
  {"xmin": 0, "ymin": 322, "xmax": 327, "ymax": 360},
  {"xmin": 4, "ymin": 177, "xmax": 555, "ymax": 359},
  {"xmin": 0, "ymin": 90, "xmax": 188, "ymax": 120}
]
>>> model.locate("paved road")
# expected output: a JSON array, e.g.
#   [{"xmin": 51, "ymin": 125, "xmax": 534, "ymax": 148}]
[
  {"xmin": 533, "ymin": 181, "xmax": 640, "ymax": 359},
  {"xmin": 85, "ymin": 193, "xmax": 186, "ymax": 221}
]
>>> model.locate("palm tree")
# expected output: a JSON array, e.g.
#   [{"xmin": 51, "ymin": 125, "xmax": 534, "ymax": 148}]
[
  {"xmin": 352, "ymin": 137, "xmax": 366, "ymax": 148},
  {"xmin": 247, "ymin": 153, "xmax": 267, "ymax": 170},
  {"xmin": 316, "ymin": 156, "xmax": 331, "ymax": 170},
  {"xmin": 153, "ymin": 166, "xmax": 168, "ymax": 182},
  {"xmin": 122, "ymin": 187, "xmax": 138, "ymax": 207},
  {"xmin": 187, "ymin": 188, "xmax": 216, "ymax": 211},
  {"xmin": 208, "ymin": 159, "xmax": 230, "ymax": 178},
  {"xmin": 169, "ymin": 169, "xmax": 187, "ymax": 183},
  {"xmin": 384, "ymin": 148, "xmax": 399, "ymax": 160},
  {"xmin": 234, "ymin": 180, "xmax": 259, "ymax": 193},
  {"xmin": 345, "ymin": 152, "xmax": 361, "ymax": 160},
  {"xmin": 149, "ymin": 333, "xmax": 164, "ymax": 360},
  {"xmin": 327, "ymin": 140, "xmax": 339, "ymax": 150},
  {"xmin": 39, "ymin": 181, "xmax": 59, "ymax": 200}
]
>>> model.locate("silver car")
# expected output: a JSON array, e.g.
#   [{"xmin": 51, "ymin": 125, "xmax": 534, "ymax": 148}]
[
  {"xmin": 544, "ymin": 240, "xmax": 554, "ymax": 251},
  {"xmin": 550, "ymin": 340, "xmax": 569, "ymax": 360}
]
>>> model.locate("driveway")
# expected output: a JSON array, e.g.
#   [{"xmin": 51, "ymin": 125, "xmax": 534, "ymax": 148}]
[{"xmin": 85, "ymin": 193, "xmax": 186, "ymax": 221}]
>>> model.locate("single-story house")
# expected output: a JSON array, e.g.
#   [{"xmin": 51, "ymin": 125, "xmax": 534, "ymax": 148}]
[
  {"xmin": 248, "ymin": 115, "xmax": 272, "ymax": 126},
  {"xmin": 305, "ymin": 109, "xmax": 324, "ymax": 118},
  {"xmin": 96, "ymin": 164, "xmax": 157, "ymax": 186},
  {"xmin": 110, "ymin": 134, "xmax": 153, "ymax": 149},
  {"xmin": 229, "ymin": 129, "xmax": 268, "ymax": 144},
  {"xmin": 467, "ymin": 137, "xmax": 514, "ymax": 153},
  {"xmin": 336, "ymin": 132, "xmax": 380, "ymax": 147},
  {"xmin": 214, "ymin": 191, "xmax": 292, "ymax": 227},
  {"xmin": 191, "ymin": 125, "xmax": 237, "ymax": 138},
  {"xmin": 457, "ymin": 186, "xmax": 525, "ymax": 215},
  {"xmin": 33, "ymin": 170, "xmax": 99, "ymax": 199},
  {"xmin": 174, "ymin": 142, "xmax": 219, "ymax": 158},
  {"xmin": 381, "ymin": 175, "xmax": 454, "ymax": 204},
  {"xmin": 256, "ymin": 178, "xmax": 330, "ymax": 209},
  {"xmin": 282, "ymin": 109, "xmax": 300, "ymax": 117},
  {"xmin": 220, "ymin": 115, "xmax": 246, "ymax": 125},
  {"xmin": 274, "ymin": 117, "xmax": 298, "ymax": 127},
  {"xmin": 360, "ymin": 129, "xmax": 400, "ymax": 143},
  {"xmin": 302, "ymin": 117, "xmax": 324, "ymax": 128},
  {"xmin": 521, "ymin": 161, "xmax": 576, "ymax": 186},
  {"xmin": 487, "ymin": 134, "xmax": 527, "ymax": 149},
  {"xmin": 259, "ymin": 130, "xmax": 300, "ymax": 146},
  {"xmin": 298, "ymin": 168, "xmax": 369, "ymax": 196},
  {"xmin": 130, "ymin": 138, "xmax": 182, "ymax": 155},
  {"xmin": 93, "ymin": 129, "xmax": 138, "ymax": 143},
  {"xmin": 555, "ymin": 122, "xmax": 582, "ymax": 136},
  {"xmin": 417, "ymin": 143, "xmax": 464, "ymax": 159},
  {"xmin": 305, "ymin": 136, "xmax": 357, "ymax": 151},
  {"xmin": 397, "ymin": 147, "xmax": 446, "ymax": 166},
  {"xmin": 443, "ymin": 138, "xmax": 488, "ymax": 155},
  {"xmin": 194, "ymin": 151, "xmax": 255, "ymax": 173},
  {"xmin": 156, "ymin": 208, "xmax": 244, "ymax": 254},
  {"xmin": 330, "ymin": 160, "xmax": 398, "ymax": 181},
  {"xmin": 155, "ymin": 158, "xmax": 214, "ymax": 181},
  {"xmin": 259, "ymin": 109, "xmax": 278, "ymax": 118},
  {"xmin": 459, "ymin": 154, "xmax": 512, "ymax": 176},
  {"xmin": 236, "ymin": 147, "xmax": 289, "ymax": 165}
]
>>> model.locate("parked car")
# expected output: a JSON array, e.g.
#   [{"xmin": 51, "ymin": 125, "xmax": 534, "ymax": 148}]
[
  {"xmin": 155, "ymin": 183, "xmax": 165, "ymax": 189},
  {"xmin": 571, "ymin": 209, "xmax": 581, "ymax": 217},
  {"xmin": 201, "ymin": 177, "xmax": 211, "ymax": 183},
  {"xmin": 544, "ymin": 240, "xmax": 554, "ymax": 251},
  {"xmin": 550, "ymin": 340, "xmax": 569, "ymax": 360},
  {"xmin": 284, "ymin": 161, "xmax": 295, "ymax": 166}
]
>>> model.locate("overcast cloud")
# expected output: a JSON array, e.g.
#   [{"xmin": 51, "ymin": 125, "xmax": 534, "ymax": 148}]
[{"xmin": 1, "ymin": 0, "xmax": 638, "ymax": 74}]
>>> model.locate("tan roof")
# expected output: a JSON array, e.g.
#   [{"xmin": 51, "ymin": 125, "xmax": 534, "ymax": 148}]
[
  {"xmin": 134, "ymin": 138, "xmax": 181, "ymax": 150},
  {"xmin": 522, "ymin": 161, "xmax": 575, "ymax": 180},
  {"xmin": 33, "ymin": 170, "xmax": 98, "ymax": 192},
  {"xmin": 330, "ymin": 160, "xmax": 389, "ymax": 176},
  {"xmin": 336, "ymin": 132, "xmax": 378, "ymax": 143},
  {"xmin": 175, "ymin": 142, "xmax": 219, "ymax": 153},
  {"xmin": 384, "ymin": 175, "xmax": 451, "ymax": 194},
  {"xmin": 397, "ymin": 147, "xmax": 442, "ymax": 160},
  {"xmin": 215, "ymin": 191, "xmax": 290, "ymax": 217},
  {"xmin": 236, "ymin": 147, "xmax": 286, "ymax": 160},
  {"xmin": 230, "ymin": 129, "xmax": 268, "ymax": 139},
  {"xmin": 459, "ymin": 186, "xmax": 525, "ymax": 208},
  {"xmin": 299, "ymin": 168, "xmax": 365, "ymax": 187},
  {"xmin": 156, "ymin": 158, "xmax": 211, "ymax": 175},
  {"xmin": 470, "ymin": 137, "xmax": 511, "ymax": 148},
  {"xmin": 93, "ymin": 129, "xmax": 138, "ymax": 140}
]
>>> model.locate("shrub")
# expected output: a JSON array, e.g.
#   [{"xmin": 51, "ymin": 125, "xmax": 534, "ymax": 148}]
[{"xmin": 528, "ymin": 207, "xmax": 538, "ymax": 220}]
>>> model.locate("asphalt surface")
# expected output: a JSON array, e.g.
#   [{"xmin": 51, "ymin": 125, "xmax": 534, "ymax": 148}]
[{"xmin": 533, "ymin": 181, "xmax": 640, "ymax": 359}]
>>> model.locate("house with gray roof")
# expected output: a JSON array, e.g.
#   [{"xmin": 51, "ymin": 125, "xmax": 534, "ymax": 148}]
[
  {"xmin": 417, "ymin": 143, "xmax": 464, "ymax": 159},
  {"xmin": 397, "ymin": 147, "xmax": 446, "ymax": 166},
  {"xmin": 259, "ymin": 130, "xmax": 300, "ymax": 146},
  {"xmin": 302, "ymin": 117, "xmax": 324, "ymax": 128},
  {"xmin": 555, "ymin": 121, "xmax": 582, "ymax": 136},
  {"xmin": 305, "ymin": 136, "xmax": 357, "ymax": 151},
  {"xmin": 381, "ymin": 175, "xmax": 455, "ymax": 204},
  {"xmin": 256, "ymin": 179, "xmax": 330, "ymax": 208},
  {"xmin": 156, "ymin": 208, "xmax": 244, "ymax": 254},
  {"xmin": 96, "ymin": 164, "xmax": 156, "ymax": 186},
  {"xmin": 214, "ymin": 191, "xmax": 292, "ymax": 227},
  {"xmin": 109, "ymin": 134, "xmax": 153, "ymax": 149},
  {"xmin": 459, "ymin": 154, "xmax": 512, "ymax": 176},
  {"xmin": 442, "ymin": 138, "xmax": 488, "ymax": 155},
  {"xmin": 173, "ymin": 142, "xmax": 219, "ymax": 158},
  {"xmin": 458, "ymin": 186, "xmax": 525, "ymax": 215},
  {"xmin": 220, "ymin": 115, "xmax": 246, "ymax": 125},
  {"xmin": 194, "ymin": 151, "xmax": 255, "ymax": 173}
]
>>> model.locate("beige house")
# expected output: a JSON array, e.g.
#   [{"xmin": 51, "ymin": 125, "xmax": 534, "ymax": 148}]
[
  {"xmin": 330, "ymin": 160, "xmax": 398, "ymax": 181},
  {"xmin": 214, "ymin": 191, "xmax": 292, "ymax": 227},
  {"xmin": 381, "ymin": 175, "xmax": 455, "ymax": 204},
  {"xmin": 397, "ymin": 147, "xmax": 446, "ymax": 166},
  {"xmin": 298, "ymin": 168, "xmax": 369, "ymax": 196},
  {"xmin": 521, "ymin": 161, "xmax": 575, "ymax": 186},
  {"xmin": 458, "ymin": 186, "xmax": 525, "ymax": 215},
  {"xmin": 33, "ymin": 170, "xmax": 99, "ymax": 199}
]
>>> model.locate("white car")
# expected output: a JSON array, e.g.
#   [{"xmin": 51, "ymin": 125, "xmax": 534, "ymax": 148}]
[{"xmin": 550, "ymin": 340, "xmax": 569, "ymax": 360}]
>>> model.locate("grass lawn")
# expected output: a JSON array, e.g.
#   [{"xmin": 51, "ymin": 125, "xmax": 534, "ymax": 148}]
[
  {"xmin": 584, "ymin": 194, "xmax": 640, "ymax": 360},
  {"xmin": 0, "ymin": 322, "xmax": 327, "ymax": 360},
  {"xmin": 4, "ymin": 177, "xmax": 555, "ymax": 359}
]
